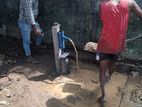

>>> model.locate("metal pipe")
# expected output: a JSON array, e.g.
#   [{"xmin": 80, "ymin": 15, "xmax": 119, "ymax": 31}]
[{"xmin": 52, "ymin": 23, "xmax": 61, "ymax": 73}]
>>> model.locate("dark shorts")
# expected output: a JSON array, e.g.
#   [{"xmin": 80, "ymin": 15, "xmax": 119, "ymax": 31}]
[{"xmin": 98, "ymin": 53, "xmax": 119, "ymax": 62}]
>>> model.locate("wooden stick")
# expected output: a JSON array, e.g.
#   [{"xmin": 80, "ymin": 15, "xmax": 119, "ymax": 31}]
[{"xmin": 126, "ymin": 35, "xmax": 142, "ymax": 42}]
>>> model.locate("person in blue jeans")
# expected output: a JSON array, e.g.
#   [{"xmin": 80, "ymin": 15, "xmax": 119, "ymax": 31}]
[{"xmin": 18, "ymin": 0, "xmax": 43, "ymax": 63}]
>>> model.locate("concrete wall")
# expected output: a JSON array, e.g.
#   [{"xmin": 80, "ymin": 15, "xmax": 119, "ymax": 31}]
[{"xmin": 0, "ymin": 0, "xmax": 142, "ymax": 60}]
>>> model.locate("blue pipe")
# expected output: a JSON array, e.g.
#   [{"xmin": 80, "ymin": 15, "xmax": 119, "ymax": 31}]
[{"xmin": 58, "ymin": 31, "xmax": 71, "ymax": 49}]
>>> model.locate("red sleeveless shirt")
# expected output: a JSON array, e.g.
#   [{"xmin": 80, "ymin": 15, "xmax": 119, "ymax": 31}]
[{"xmin": 97, "ymin": 0, "xmax": 129, "ymax": 54}]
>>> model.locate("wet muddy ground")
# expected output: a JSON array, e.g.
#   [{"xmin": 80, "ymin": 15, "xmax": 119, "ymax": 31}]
[{"xmin": 0, "ymin": 37, "xmax": 142, "ymax": 107}]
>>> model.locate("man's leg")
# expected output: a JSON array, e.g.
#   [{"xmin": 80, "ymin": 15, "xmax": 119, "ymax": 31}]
[
  {"xmin": 108, "ymin": 54, "xmax": 118, "ymax": 79},
  {"xmin": 20, "ymin": 28, "xmax": 31, "ymax": 56},
  {"xmin": 108, "ymin": 61, "xmax": 115, "ymax": 78},
  {"xmin": 18, "ymin": 21, "xmax": 31, "ymax": 56},
  {"xmin": 98, "ymin": 60, "xmax": 109, "ymax": 102},
  {"xmin": 18, "ymin": 21, "xmax": 40, "ymax": 64}
]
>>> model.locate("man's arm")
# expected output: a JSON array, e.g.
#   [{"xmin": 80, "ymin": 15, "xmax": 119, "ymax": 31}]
[
  {"xmin": 24, "ymin": 0, "xmax": 42, "ymax": 35},
  {"xmin": 129, "ymin": 0, "xmax": 142, "ymax": 21},
  {"xmin": 24, "ymin": 0, "xmax": 36, "ymax": 25}
]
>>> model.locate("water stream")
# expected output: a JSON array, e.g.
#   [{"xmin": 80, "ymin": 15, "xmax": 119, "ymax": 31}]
[{"xmin": 69, "ymin": 39, "xmax": 79, "ymax": 71}]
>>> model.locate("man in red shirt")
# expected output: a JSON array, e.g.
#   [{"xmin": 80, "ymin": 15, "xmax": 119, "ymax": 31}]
[{"xmin": 97, "ymin": 0, "xmax": 142, "ymax": 102}]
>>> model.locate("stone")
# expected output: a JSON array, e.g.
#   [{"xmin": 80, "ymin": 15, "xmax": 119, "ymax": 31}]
[
  {"xmin": 3, "ymin": 88, "xmax": 11, "ymax": 98},
  {"xmin": 0, "ymin": 100, "xmax": 9, "ymax": 105},
  {"xmin": 0, "ymin": 77, "xmax": 10, "ymax": 86},
  {"xmin": 84, "ymin": 42, "xmax": 98, "ymax": 53}
]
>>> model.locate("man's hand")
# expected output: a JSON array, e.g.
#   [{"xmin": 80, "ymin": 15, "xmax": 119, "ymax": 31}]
[{"xmin": 32, "ymin": 25, "xmax": 43, "ymax": 36}]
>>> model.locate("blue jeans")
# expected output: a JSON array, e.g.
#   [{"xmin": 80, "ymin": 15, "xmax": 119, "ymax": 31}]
[{"xmin": 18, "ymin": 20, "xmax": 43, "ymax": 56}]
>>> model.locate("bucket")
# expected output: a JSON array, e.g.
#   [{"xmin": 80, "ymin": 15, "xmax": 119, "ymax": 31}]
[{"xmin": 60, "ymin": 53, "xmax": 70, "ymax": 75}]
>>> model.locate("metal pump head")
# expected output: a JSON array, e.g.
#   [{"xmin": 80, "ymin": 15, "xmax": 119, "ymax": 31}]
[{"xmin": 58, "ymin": 31, "xmax": 71, "ymax": 49}]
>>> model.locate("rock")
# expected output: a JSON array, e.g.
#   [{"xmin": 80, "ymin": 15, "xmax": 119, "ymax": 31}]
[
  {"xmin": 84, "ymin": 42, "xmax": 98, "ymax": 53},
  {"xmin": 8, "ymin": 73, "xmax": 21, "ymax": 81},
  {"xmin": 3, "ymin": 88, "xmax": 11, "ymax": 98},
  {"xmin": 0, "ymin": 77, "xmax": 10, "ymax": 85},
  {"xmin": 0, "ymin": 100, "xmax": 9, "ymax": 105}
]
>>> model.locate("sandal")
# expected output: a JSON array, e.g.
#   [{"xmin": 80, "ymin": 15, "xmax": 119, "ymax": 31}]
[{"xmin": 26, "ymin": 56, "xmax": 40, "ymax": 64}]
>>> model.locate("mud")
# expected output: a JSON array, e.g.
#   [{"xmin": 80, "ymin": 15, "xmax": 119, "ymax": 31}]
[{"xmin": 0, "ymin": 37, "xmax": 142, "ymax": 107}]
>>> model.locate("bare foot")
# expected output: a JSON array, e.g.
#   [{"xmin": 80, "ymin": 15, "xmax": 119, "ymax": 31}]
[{"xmin": 98, "ymin": 96, "xmax": 107, "ymax": 103}]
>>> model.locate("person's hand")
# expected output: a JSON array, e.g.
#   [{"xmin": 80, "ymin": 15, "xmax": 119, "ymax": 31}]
[
  {"xmin": 32, "ymin": 25, "xmax": 43, "ymax": 36},
  {"xmin": 35, "ymin": 28, "xmax": 43, "ymax": 36}
]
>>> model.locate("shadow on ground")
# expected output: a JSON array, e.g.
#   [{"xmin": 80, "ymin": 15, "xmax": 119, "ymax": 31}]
[{"xmin": 46, "ymin": 83, "xmax": 106, "ymax": 107}]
